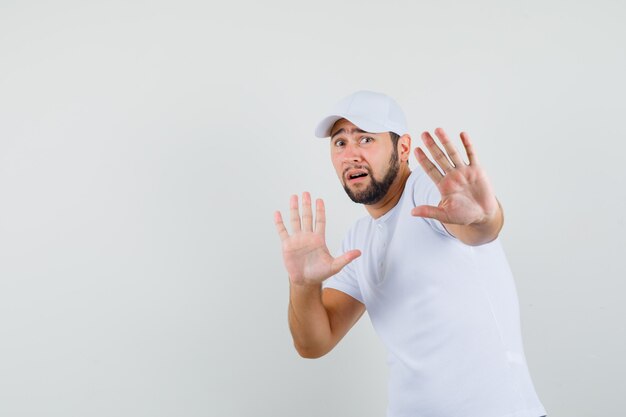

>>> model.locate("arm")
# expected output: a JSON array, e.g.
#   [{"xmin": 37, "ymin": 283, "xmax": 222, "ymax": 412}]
[
  {"xmin": 288, "ymin": 285, "xmax": 365, "ymax": 358},
  {"xmin": 275, "ymin": 192, "xmax": 364, "ymax": 358},
  {"xmin": 412, "ymin": 128, "xmax": 503, "ymax": 246}
]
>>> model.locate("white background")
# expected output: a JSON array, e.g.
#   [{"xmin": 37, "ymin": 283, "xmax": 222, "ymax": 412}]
[{"xmin": 1, "ymin": 1, "xmax": 624, "ymax": 416}]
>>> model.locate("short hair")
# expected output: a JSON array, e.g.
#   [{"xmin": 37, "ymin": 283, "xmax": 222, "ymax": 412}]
[{"xmin": 390, "ymin": 132, "xmax": 400, "ymax": 146}]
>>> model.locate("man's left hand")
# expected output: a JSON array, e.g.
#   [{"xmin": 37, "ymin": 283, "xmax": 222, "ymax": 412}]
[{"xmin": 412, "ymin": 128, "xmax": 502, "ymax": 244}]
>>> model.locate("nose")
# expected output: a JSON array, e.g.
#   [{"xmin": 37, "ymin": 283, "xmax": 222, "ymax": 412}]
[{"xmin": 342, "ymin": 142, "xmax": 362, "ymax": 163}]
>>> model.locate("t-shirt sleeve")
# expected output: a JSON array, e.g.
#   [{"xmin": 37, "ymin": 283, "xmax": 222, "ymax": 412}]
[
  {"xmin": 322, "ymin": 235, "xmax": 364, "ymax": 304},
  {"xmin": 412, "ymin": 169, "xmax": 457, "ymax": 239}
]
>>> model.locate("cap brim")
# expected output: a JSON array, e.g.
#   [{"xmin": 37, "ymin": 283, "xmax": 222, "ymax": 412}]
[{"xmin": 314, "ymin": 115, "xmax": 392, "ymax": 138}]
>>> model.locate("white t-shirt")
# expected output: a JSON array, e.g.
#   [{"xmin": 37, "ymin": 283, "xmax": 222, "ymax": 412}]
[{"xmin": 323, "ymin": 167, "xmax": 547, "ymax": 417}]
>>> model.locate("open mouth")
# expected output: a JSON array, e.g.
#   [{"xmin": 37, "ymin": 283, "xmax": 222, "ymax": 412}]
[{"xmin": 345, "ymin": 169, "xmax": 369, "ymax": 182}]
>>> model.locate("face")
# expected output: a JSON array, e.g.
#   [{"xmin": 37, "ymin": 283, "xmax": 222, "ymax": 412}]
[{"xmin": 330, "ymin": 119, "xmax": 401, "ymax": 205}]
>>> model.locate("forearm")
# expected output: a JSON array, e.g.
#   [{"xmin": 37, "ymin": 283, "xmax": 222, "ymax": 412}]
[
  {"xmin": 444, "ymin": 199, "xmax": 504, "ymax": 246},
  {"xmin": 288, "ymin": 282, "xmax": 333, "ymax": 358}
]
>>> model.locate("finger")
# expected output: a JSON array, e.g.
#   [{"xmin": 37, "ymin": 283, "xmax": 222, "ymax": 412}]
[
  {"xmin": 411, "ymin": 205, "xmax": 449, "ymax": 223},
  {"xmin": 289, "ymin": 194, "xmax": 301, "ymax": 233},
  {"xmin": 315, "ymin": 198, "xmax": 326, "ymax": 237},
  {"xmin": 414, "ymin": 147, "xmax": 443, "ymax": 184},
  {"xmin": 330, "ymin": 249, "xmax": 362, "ymax": 276},
  {"xmin": 421, "ymin": 131, "xmax": 454, "ymax": 172},
  {"xmin": 460, "ymin": 131, "xmax": 479, "ymax": 165},
  {"xmin": 434, "ymin": 127, "xmax": 465, "ymax": 167},
  {"xmin": 301, "ymin": 192, "xmax": 313, "ymax": 232},
  {"xmin": 274, "ymin": 211, "xmax": 290, "ymax": 241}
]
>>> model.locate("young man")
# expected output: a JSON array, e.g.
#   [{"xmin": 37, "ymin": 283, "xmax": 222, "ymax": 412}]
[{"xmin": 274, "ymin": 91, "xmax": 547, "ymax": 417}]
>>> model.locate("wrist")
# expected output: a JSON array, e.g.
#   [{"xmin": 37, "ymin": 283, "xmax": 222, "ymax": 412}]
[
  {"xmin": 289, "ymin": 281, "xmax": 323, "ymax": 306},
  {"xmin": 290, "ymin": 279, "xmax": 322, "ymax": 291}
]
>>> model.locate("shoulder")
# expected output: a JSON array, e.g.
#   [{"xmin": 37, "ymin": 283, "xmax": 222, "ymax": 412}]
[
  {"xmin": 404, "ymin": 166, "xmax": 433, "ymax": 204},
  {"xmin": 404, "ymin": 167, "xmax": 457, "ymax": 239}
]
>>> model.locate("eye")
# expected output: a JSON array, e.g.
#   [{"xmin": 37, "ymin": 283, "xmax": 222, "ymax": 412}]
[
  {"xmin": 360, "ymin": 136, "xmax": 374, "ymax": 144},
  {"xmin": 334, "ymin": 139, "xmax": 345, "ymax": 147}
]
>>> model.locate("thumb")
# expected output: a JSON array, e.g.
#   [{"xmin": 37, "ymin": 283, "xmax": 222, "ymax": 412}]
[
  {"xmin": 411, "ymin": 205, "xmax": 446, "ymax": 222},
  {"xmin": 330, "ymin": 249, "xmax": 362, "ymax": 276}
]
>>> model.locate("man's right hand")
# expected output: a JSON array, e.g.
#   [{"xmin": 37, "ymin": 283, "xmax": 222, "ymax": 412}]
[{"xmin": 274, "ymin": 192, "xmax": 361, "ymax": 287}]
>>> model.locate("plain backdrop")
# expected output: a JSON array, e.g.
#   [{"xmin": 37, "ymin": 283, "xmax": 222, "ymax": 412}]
[{"xmin": 1, "ymin": 1, "xmax": 624, "ymax": 416}]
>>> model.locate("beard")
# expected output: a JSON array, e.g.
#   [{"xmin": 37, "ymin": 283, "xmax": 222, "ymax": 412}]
[{"xmin": 342, "ymin": 148, "xmax": 400, "ymax": 205}]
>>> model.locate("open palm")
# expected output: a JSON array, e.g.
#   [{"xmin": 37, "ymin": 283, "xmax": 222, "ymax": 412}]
[
  {"xmin": 412, "ymin": 128, "xmax": 499, "ymax": 226},
  {"xmin": 275, "ymin": 193, "xmax": 361, "ymax": 286}
]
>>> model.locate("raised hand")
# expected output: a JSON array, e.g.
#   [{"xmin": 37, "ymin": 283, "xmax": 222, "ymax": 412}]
[
  {"xmin": 412, "ymin": 128, "xmax": 499, "ymax": 227},
  {"xmin": 274, "ymin": 192, "xmax": 361, "ymax": 287}
]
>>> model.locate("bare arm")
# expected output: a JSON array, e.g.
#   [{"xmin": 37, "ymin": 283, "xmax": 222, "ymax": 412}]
[
  {"xmin": 412, "ymin": 128, "xmax": 503, "ymax": 246},
  {"xmin": 288, "ymin": 286, "xmax": 365, "ymax": 358},
  {"xmin": 275, "ymin": 192, "xmax": 363, "ymax": 358}
]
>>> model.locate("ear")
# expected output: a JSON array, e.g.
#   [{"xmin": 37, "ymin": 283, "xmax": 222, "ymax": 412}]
[{"xmin": 398, "ymin": 134, "xmax": 411, "ymax": 163}]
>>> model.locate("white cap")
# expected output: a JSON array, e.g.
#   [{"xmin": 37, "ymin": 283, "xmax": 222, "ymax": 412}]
[{"xmin": 314, "ymin": 90, "xmax": 408, "ymax": 138}]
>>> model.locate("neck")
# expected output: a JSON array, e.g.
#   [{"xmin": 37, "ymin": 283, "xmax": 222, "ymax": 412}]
[{"xmin": 364, "ymin": 164, "xmax": 411, "ymax": 219}]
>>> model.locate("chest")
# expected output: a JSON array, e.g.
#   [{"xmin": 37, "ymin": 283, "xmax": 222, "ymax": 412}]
[{"xmin": 353, "ymin": 215, "xmax": 475, "ymax": 305}]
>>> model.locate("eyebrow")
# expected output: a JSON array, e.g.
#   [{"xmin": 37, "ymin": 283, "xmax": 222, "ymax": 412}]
[{"xmin": 330, "ymin": 127, "xmax": 368, "ymax": 139}]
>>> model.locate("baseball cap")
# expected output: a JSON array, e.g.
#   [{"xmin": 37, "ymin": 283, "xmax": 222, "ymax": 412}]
[{"xmin": 314, "ymin": 90, "xmax": 409, "ymax": 138}]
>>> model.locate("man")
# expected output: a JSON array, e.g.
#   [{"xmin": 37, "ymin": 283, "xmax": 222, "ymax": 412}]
[{"xmin": 274, "ymin": 91, "xmax": 547, "ymax": 417}]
